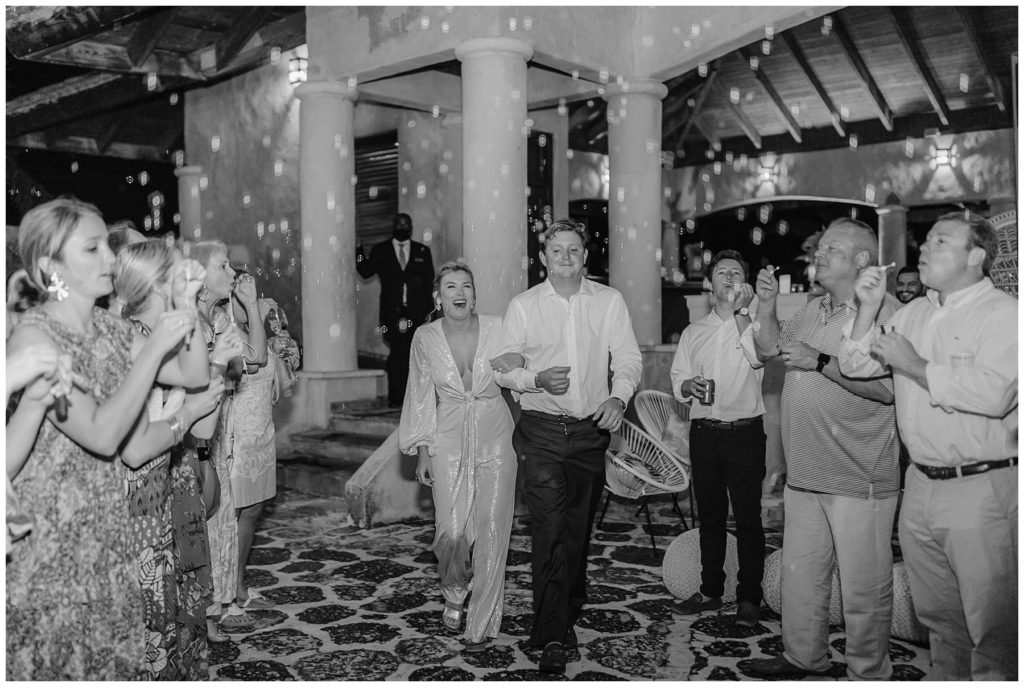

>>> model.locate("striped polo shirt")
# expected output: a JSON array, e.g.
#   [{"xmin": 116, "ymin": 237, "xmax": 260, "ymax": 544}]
[{"xmin": 781, "ymin": 292, "xmax": 900, "ymax": 499}]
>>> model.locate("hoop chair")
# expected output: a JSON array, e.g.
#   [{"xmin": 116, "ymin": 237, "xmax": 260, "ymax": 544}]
[
  {"xmin": 634, "ymin": 389, "xmax": 689, "ymax": 443},
  {"xmin": 633, "ymin": 389, "xmax": 697, "ymax": 524},
  {"xmin": 599, "ymin": 419, "xmax": 692, "ymax": 554}
]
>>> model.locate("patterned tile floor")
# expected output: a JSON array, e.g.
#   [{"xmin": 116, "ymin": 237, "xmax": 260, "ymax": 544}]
[{"xmin": 211, "ymin": 487, "xmax": 930, "ymax": 680}]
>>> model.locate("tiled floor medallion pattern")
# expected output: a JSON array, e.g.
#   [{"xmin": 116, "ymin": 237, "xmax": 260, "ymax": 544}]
[{"xmin": 210, "ymin": 489, "xmax": 929, "ymax": 680}]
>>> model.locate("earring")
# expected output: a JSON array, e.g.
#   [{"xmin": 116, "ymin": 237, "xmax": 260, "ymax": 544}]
[
  {"xmin": 198, "ymin": 285, "xmax": 210, "ymax": 303},
  {"xmin": 47, "ymin": 272, "xmax": 69, "ymax": 302}
]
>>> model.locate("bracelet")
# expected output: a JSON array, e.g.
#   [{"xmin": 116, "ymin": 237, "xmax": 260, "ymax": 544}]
[
  {"xmin": 167, "ymin": 413, "xmax": 184, "ymax": 445},
  {"xmin": 612, "ymin": 397, "xmax": 626, "ymax": 411}
]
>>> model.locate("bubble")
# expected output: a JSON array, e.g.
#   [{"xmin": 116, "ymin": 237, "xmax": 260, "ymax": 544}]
[
  {"xmin": 840, "ymin": 105, "xmax": 849, "ymax": 120},
  {"xmin": 905, "ymin": 138, "xmax": 915, "ymax": 158},
  {"xmin": 303, "ymin": 237, "xmax": 312, "ymax": 249},
  {"xmin": 169, "ymin": 93, "xmax": 179, "ymax": 106},
  {"xmin": 211, "ymin": 135, "xmax": 220, "ymax": 152},
  {"xmin": 274, "ymin": 160, "xmax": 284, "ymax": 177},
  {"xmin": 822, "ymin": 16, "xmax": 833, "ymax": 35},
  {"xmin": 441, "ymin": 20, "xmax": 450, "ymax": 33},
  {"xmin": 655, "ymin": 248, "xmax": 663, "ymax": 261},
  {"xmin": 281, "ymin": 219, "xmax": 289, "ymax": 232},
  {"xmin": 777, "ymin": 220, "xmax": 789, "ymax": 236},
  {"xmin": 959, "ymin": 73, "xmax": 969, "ymax": 93},
  {"xmin": 329, "ymin": 324, "xmax": 342, "ymax": 338},
  {"xmin": 326, "ymin": 192, "xmax": 335, "ymax": 210},
  {"xmin": 627, "ymin": 228, "xmax": 637, "ymax": 242},
  {"xmin": 599, "ymin": 69, "xmax": 609, "ymax": 83},
  {"xmin": 173, "ymin": 212, "xmax": 181, "ymax": 225},
  {"xmin": 242, "ymin": 193, "xmax": 252, "ymax": 207},
  {"xmin": 713, "ymin": 161, "xmax": 722, "ymax": 175},
  {"xmin": 423, "ymin": 231, "xmax": 432, "ymax": 244},
  {"xmin": 762, "ymin": 39, "xmax": 772, "ymax": 56},
  {"xmin": 511, "ymin": 89, "xmax": 522, "ymax": 102},
  {"xmin": 865, "ymin": 184, "xmax": 876, "ymax": 203},
  {"xmin": 263, "ymin": 135, "xmax": 272, "ymax": 148},
  {"xmin": 616, "ymin": 187, "xmax": 625, "ymax": 202},
  {"xmin": 848, "ymin": 134, "xmax": 858, "ymax": 150},
  {"xmin": 417, "ymin": 182, "xmax": 427, "ymax": 199},
  {"xmin": 500, "ymin": 163, "xmax": 510, "ymax": 178},
  {"xmin": 467, "ymin": 180, "xmax": 477, "ymax": 190},
  {"xmin": 420, "ymin": 16, "xmax": 430, "ymax": 30},
  {"xmin": 431, "ymin": 105, "xmax": 440, "ymax": 118},
  {"xmin": 143, "ymin": 216, "xmax": 153, "ymax": 229},
  {"xmin": 126, "ymin": 175, "xmax": 134, "ymax": 184},
  {"xmin": 566, "ymin": 150, "xmax": 574, "ymax": 160},
  {"xmin": 328, "ymin": 235, "xmax": 338, "ymax": 246}
]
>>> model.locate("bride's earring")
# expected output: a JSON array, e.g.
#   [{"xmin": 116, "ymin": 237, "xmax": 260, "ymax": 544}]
[{"xmin": 47, "ymin": 272, "xmax": 69, "ymax": 302}]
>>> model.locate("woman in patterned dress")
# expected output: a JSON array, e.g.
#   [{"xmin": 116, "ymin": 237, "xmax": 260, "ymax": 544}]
[
  {"xmin": 224, "ymin": 274, "xmax": 278, "ymax": 613},
  {"xmin": 5, "ymin": 198, "xmax": 199, "ymax": 679},
  {"xmin": 188, "ymin": 241, "xmax": 267, "ymax": 638},
  {"xmin": 113, "ymin": 239, "xmax": 242, "ymax": 677},
  {"xmin": 398, "ymin": 262, "xmax": 526, "ymax": 653}
]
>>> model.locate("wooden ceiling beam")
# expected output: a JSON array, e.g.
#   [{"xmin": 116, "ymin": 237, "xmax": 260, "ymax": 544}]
[
  {"xmin": 126, "ymin": 8, "xmax": 180, "ymax": 69},
  {"xmin": 214, "ymin": 7, "xmax": 275, "ymax": 72},
  {"xmin": 957, "ymin": 7, "xmax": 1008, "ymax": 113},
  {"xmin": 889, "ymin": 8, "xmax": 951, "ymax": 126},
  {"xmin": 7, "ymin": 72, "xmax": 192, "ymax": 138},
  {"xmin": 690, "ymin": 115, "xmax": 722, "ymax": 153},
  {"xmin": 671, "ymin": 68, "xmax": 718, "ymax": 148},
  {"xmin": 6, "ymin": 6, "xmax": 155, "ymax": 60},
  {"xmin": 738, "ymin": 47, "xmax": 802, "ymax": 143},
  {"xmin": 830, "ymin": 13, "xmax": 895, "ymax": 131},
  {"xmin": 94, "ymin": 117, "xmax": 125, "ymax": 155},
  {"xmin": 710, "ymin": 80, "xmax": 762, "ymax": 149},
  {"xmin": 782, "ymin": 33, "xmax": 845, "ymax": 138}
]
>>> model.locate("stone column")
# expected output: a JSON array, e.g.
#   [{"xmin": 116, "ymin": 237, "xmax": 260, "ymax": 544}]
[
  {"xmin": 455, "ymin": 37, "xmax": 533, "ymax": 316},
  {"xmin": 605, "ymin": 79, "xmax": 668, "ymax": 346},
  {"xmin": 876, "ymin": 203, "xmax": 907, "ymax": 291},
  {"xmin": 174, "ymin": 165, "xmax": 203, "ymax": 240},
  {"xmin": 440, "ymin": 113, "xmax": 464, "ymax": 263},
  {"xmin": 293, "ymin": 79, "xmax": 382, "ymax": 427}
]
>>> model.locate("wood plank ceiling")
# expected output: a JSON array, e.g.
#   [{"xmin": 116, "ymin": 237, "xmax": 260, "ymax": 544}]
[{"xmin": 6, "ymin": 6, "xmax": 1018, "ymax": 168}]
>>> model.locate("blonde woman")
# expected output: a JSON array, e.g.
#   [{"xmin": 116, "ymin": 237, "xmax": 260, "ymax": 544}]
[
  {"xmin": 7, "ymin": 197, "xmax": 198, "ymax": 679},
  {"xmin": 398, "ymin": 261, "xmax": 526, "ymax": 653}
]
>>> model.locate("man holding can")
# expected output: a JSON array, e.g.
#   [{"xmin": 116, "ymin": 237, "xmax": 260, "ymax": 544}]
[
  {"xmin": 670, "ymin": 250, "xmax": 766, "ymax": 627},
  {"xmin": 749, "ymin": 218, "xmax": 900, "ymax": 680}
]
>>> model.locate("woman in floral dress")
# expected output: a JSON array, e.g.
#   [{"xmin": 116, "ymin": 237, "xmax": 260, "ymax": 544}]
[
  {"xmin": 6, "ymin": 198, "xmax": 198, "ymax": 679},
  {"xmin": 113, "ymin": 239, "xmax": 239, "ymax": 677}
]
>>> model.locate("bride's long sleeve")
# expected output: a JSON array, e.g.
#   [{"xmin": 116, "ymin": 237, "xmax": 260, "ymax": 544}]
[{"xmin": 398, "ymin": 328, "xmax": 437, "ymax": 457}]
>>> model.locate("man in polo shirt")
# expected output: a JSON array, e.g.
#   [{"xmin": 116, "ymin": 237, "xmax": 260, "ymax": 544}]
[
  {"xmin": 496, "ymin": 219, "xmax": 641, "ymax": 674},
  {"xmin": 840, "ymin": 212, "xmax": 1017, "ymax": 680},
  {"xmin": 669, "ymin": 250, "xmax": 766, "ymax": 627},
  {"xmin": 749, "ymin": 218, "xmax": 900, "ymax": 680}
]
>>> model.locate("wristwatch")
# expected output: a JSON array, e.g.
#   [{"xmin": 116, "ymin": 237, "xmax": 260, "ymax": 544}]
[
  {"xmin": 816, "ymin": 353, "xmax": 831, "ymax": 373},
  {"xmin": 734, "ymin": 306, "xmax": 750, "ymax": 318}
]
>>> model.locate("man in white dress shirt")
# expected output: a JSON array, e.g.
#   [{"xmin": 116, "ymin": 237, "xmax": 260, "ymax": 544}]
[
  {"xmin": 497, "ymin": 219, "xmax": 642, "ymax": 674},
  {"xmin": 669, "ymin": 250, "xmax": 766, "ymax": 627},
  {"xmin": 840, "ymin": 211, "xmax": 1017, "ymax": 680}
]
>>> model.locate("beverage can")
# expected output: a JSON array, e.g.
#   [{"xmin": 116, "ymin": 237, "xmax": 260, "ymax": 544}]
[{"xmin": 700, "ymin": 378, "xmax": 716, "ymax": 406}]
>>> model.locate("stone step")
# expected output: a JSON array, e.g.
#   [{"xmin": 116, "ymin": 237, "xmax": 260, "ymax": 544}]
[
  {"xmin": 329, "ymin": 399, "xmax": 401, "ymax": 438},
  {"xmin": 276, "ymin": 454, "xmax": 355, "ymax": 499},
  {"xmin": 288, "ymin": 429, "xmax": 386, "ymax": 466}
]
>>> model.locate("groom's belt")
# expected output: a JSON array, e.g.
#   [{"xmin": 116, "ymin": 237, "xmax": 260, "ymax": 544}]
[{"xmin": 521, "ymin": 409, "xmax": 594, "ymax": 425}]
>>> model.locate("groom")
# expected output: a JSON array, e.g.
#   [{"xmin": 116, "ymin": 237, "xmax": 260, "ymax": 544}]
[{"xmin": 495, "ymin": 219, "xmax": 641, "ymax": 674}]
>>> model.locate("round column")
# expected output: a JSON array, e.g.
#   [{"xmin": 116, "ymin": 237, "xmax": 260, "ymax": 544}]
[
  {"xmin": 455, "ymin": 37, "xmax": 534, "ymax": 316},
  {"xmin": 605, "ymin": 79, "xmax": 668, "ymax": 346},
  {"xmin": 296, "ymin": 79, "xmax": 358, "ymax": 372},
  {"xmin": 174, "ymin": 165, "xmax": 203, "ymax": 240}
]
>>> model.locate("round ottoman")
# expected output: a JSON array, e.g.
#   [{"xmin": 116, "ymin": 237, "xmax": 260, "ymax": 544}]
[
  {"xmin": 891, "ymin": 560, "xmax": 928, "ymax": 643},
  {"xmin": 762, "ymin": 548, "xmax": 844, "ymax": 625},
  {"xmin": 661, "ymin": 528, "xmax": 740, "ymax": 602}
]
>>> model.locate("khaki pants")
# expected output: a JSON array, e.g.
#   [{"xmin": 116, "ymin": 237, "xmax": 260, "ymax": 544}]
[
  {"xmin": 781, "ymin": 487, "xmax": 898, "ymax": 680},
  {"xmin": 900, "ymin": 466, "xmax": 1018, "ymax": 681}
]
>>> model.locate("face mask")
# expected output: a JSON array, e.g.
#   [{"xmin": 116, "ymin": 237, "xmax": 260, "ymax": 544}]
[{"xmin": 393, "ymin": 225, "xmax": 412, "ymax": 242}]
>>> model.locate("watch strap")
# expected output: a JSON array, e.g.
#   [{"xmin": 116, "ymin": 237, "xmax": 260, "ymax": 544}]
[{"xmin": 816, "ymin": 353, "xmax": 831, "ymax": 372}]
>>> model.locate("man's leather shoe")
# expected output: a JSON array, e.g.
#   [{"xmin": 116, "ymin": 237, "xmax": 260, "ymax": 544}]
[
  {"xmin": 539, "ymin": 641, "xmax": 567, "ymax": 674},
  {"xmin": 564, "ymin": 627, "xmax": 578, "ymax": 650},
  {"xmin": 735, "ymin": 601, "xmax": 761, "ymax": 627},
  {"xmin": 747, "ymin": 655, "xmax": 831, "ymax": 677},
  {"xmin": 673, "ymin": 592, "xmax": 723, "ymax": 615}
]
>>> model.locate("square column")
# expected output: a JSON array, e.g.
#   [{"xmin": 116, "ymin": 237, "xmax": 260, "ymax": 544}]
[
  {"xmin": 605, "ymin": 79, "xmax": 668, "ymax": 346},
  {"xmin": 456, "ymin": 37, "xmax": 534, "ymax": 316}
]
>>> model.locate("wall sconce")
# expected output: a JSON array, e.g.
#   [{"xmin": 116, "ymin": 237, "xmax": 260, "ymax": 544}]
[
  {"xmin": 288, "ymin": 57, "xmax": 308, "ymax": 85},
  {"xmin": 929, "ymin": 145, "xmax": 958, "ymax": 169}
]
